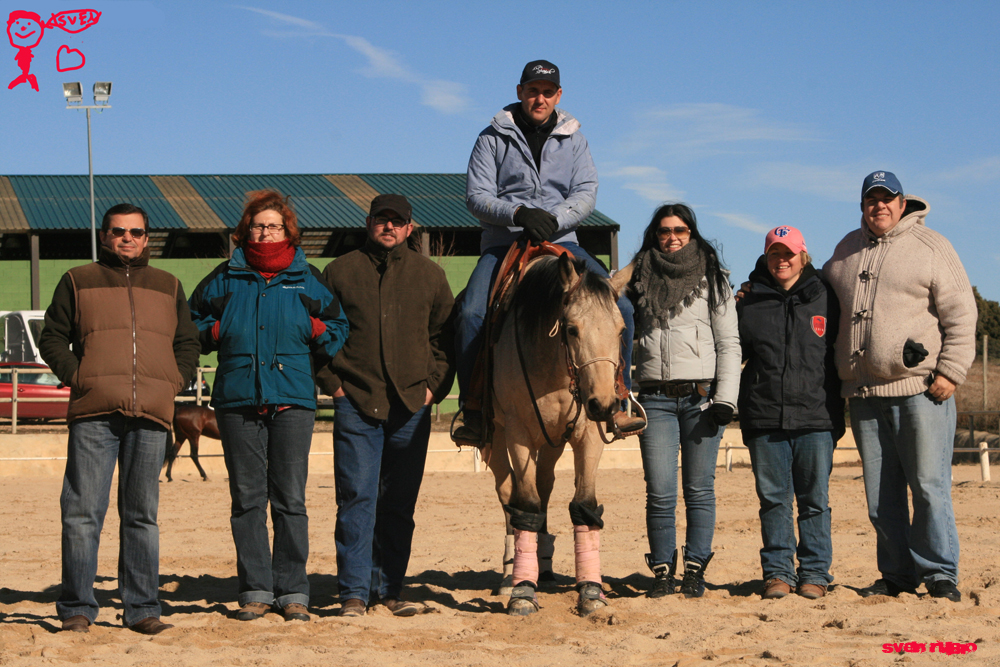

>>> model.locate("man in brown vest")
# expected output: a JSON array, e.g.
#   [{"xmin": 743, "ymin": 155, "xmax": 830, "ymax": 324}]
[{"xmin": 40, "ymin": 203, "xmax": 201, "ymax": 634}]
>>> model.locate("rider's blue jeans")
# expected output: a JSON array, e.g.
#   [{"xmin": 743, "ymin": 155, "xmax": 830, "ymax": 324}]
[{"xmin": 454, "ymin": 242, "xmax": 634, "ymax": 405}]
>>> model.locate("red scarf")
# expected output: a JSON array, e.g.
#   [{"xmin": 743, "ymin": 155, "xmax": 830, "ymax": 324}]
[{"xmin": 244, "ymin": 240, "xmax": 295, "ymax": 279}]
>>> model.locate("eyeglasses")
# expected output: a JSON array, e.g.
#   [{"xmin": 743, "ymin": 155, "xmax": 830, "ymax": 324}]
[
  {"xmin": 108, "ymin": 227, "xmax": 146, "ymax": 238},
  {"xmin": 249, "ymin": 223, "xmax": 285, "ymax": 234},
  {"xmin": 373, "ymin": 215, "xmax": 409, "ymax": 227},
  {"xmin": 656, "ymin": 226, "xmax": 690, "ymax": 238}
]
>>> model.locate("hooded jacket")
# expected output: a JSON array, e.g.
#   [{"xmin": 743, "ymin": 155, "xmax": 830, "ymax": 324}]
[
  {"xmin": 316, "ymin": 241, "xmax": 455, "ymax": 420},
  {"xmin": 466, "ymin": 104, "xmax": 598, "ymax": 253},
  {"xmin": 39, "ymin": 245, "xmax": 201, "ymax": 428},
  {"xmin": 737, "ymin": 258, "xmax": 844, "ymax": 434},
  {"xmin": 822, "ymin": 196, "xmax": 977, "ymax": 398},
  {"xmin": 188, "ymin": 246, "xmax": 348, "ymax": 410}
]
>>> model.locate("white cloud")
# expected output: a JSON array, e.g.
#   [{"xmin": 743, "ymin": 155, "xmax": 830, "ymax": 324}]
[
  {"xmin": 603, "ymin": 165, "xmax": 685, "ymax": 203},
  {"xmin": 236, "ymin": 6, "xmax": 470, "ymax": 114},
  {"xmin": 713, "ymin": 212, "xmax": 771, "ymax": 234},
  {"xmin": 620, "ymin": 103, "xmax": 817, "ymax": 159},
  {"xmin": 934, "ymin": 157, "xmax": 1000, "ymax": 183},
  {"xmin": 745, "ymin": 162, "xmax": 858, "ymax": 202}
]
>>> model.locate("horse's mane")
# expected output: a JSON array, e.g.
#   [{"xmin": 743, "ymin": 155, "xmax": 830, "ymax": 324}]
[{"xmin": 512, "ymin": 255, "xmax": 617, "ymax": 334}]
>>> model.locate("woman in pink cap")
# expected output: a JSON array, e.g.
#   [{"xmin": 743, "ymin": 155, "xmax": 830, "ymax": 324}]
[{"xmin": 736, "ymin": 226, "xmax": 844, "ymax": 601}]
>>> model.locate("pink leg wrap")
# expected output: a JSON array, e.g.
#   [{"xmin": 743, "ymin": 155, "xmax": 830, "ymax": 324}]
[
  {"xmin": 574, "ymin": 525, "xmax": 602, "ymax": 584},
  {"xmin": 512, "ymin": 529, "xmax": 539, "ymax": 585}
]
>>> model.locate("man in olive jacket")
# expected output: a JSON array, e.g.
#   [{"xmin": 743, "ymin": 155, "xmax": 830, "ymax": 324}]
[
  {"xmin": 39, "ymin": 203, "xmax": 201, "ymax": 635},
  {"xmin": 317, "ymin": 194, "xmax": 454, "ymax": 617}
]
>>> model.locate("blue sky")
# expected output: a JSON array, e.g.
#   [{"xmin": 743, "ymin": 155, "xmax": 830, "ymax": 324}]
[{"xmin": 3, "ymin": 0, "xmax": 999, "ymax": 299}]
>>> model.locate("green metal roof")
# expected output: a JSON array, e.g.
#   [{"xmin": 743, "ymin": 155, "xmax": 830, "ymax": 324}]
[{"xmin": 0, "ymin": 174, "xmax": 620, "ymax": 232}]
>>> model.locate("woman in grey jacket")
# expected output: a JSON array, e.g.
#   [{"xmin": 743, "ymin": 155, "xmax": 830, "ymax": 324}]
[{"xmin": 622, "ymin": 203, "xmax": 740, "ymax": 598}]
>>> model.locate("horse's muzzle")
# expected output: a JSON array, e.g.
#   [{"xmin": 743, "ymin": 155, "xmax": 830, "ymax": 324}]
[{"xmin": 586, "ymin": 397, "xmax": 617, "ymax": 422}]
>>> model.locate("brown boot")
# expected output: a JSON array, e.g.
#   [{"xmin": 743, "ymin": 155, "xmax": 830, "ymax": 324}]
[
  {"xmin": 452, "ymin": 410, "xmax": 483, "ymax": 443},
  {"xmin": 61, "ymin": 616, "xmax": 91, "ymax": 633},
  {"xmin": 609, "ymin": 410, "xmax": 645, "ymax": 435}
]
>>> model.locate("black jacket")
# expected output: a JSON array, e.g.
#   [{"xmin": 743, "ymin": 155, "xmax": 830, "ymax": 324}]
[{"xmin": 737, "ymin": 257, "xmax": 844, "ymax": 436}]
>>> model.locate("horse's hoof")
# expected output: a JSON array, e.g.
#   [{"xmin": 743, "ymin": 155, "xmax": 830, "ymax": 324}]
[
  {"xmin": 507, "ymin": 584, "xmax": 539, "ymax": 616},
  {"xmin": 576, "ymin": 582, "xmax": 607, "ymax": 617},
  {"xmin": 496, "ymin": 574, "xmax": 514, "ymax": 597}
]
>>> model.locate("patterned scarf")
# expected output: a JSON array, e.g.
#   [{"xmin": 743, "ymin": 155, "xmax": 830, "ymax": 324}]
[{"xmin": 631, "ymin": 242, "xmax": 707, "ymax": 327}]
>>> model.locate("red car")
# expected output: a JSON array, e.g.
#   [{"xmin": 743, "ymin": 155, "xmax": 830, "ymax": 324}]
[{"xmin": 0, "ymin": 363, "xmax": 70, "ymax": 420}]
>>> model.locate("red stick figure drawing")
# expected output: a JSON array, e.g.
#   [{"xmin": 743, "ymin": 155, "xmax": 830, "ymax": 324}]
[{"xmin": 6, "ymin": 10, "xmax": 44, "ymax": 91}]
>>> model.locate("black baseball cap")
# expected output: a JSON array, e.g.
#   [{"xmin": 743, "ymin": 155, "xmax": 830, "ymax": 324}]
[
  {"xmin": 369, "ymin": 194, "xmax": 411, "ymax": 220},
  {"xmin": 520, "ymin": 60, "xmax": 560, "ymax": 87}
]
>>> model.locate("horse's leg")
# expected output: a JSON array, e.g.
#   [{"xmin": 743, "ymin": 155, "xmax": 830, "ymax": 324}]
[
  {"xmin": 569, "ymin": 428, "xmax": 607, "ymax": 616},
  {"xmin": 164, "ymin": 428, "xmax": 184, "ymax": 482},
  {"xmin": 536, "ymin": 443, "xmax": 565, "ymax": 586},
  {"xmin": 190, "ymin": 433, "xmax": 208, "ymax": 481},
  {"xmin": 505, "ymin": 426, "xmax": 544, "ymax": 616},
  {"xmin": 482, "ymin": 437, "xmax": 516, "ymax": 596}
]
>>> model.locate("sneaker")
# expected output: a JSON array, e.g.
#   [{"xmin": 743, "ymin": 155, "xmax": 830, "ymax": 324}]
[
  {"xmin": 61, "ymin": 615, "xmax": 91, "ymax": 633},
  {"xmin": 645, "ymin": 552, "xmax": 677, "ymax": 598},
  {"xmin": 282, "ymin": 603, "xmax": 310, "ymax": 622},
  {"xmin": 380, "ymin": 597, "xmax": 421, "ymax": 617},
  {"xmin": 796, "ymin": 583, "xmax": 826, "ymax": 599},
  {"xmin": 859, "ymin": 578, "xmax": 916, "ymax": 598},
  {"xmin": 452, "ymin": 410, "xmax": 483, "ymax": 443},
  {"xmin": 679, "ymin": 553, "xmax": 714, "ymax": 598},
  {"xmin": 237, "ymin": 601, "xmax": 271, "ymax": 621},
  {"xmin": 338, "ymin": 598, "xmax": 366, "ymax": 617},
  {"xmin": 926, "ymin": 580, "xmax": 961, "ymax": 602},
  {"xmin": 609, "ymin": 410, "xmax": 646, "ymax": 435},
  {"xmin": 128, "ymin": 617, "xmax": 174, "ymax": 635},
  {"xmin": 763, "ymin": 579, "xmax": 791, "ymax": 599}
]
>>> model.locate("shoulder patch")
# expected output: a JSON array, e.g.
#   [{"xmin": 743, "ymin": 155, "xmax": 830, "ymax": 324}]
[{"xmin": 812, "ymin": 315, "xmax": 826, "ymax": 337}]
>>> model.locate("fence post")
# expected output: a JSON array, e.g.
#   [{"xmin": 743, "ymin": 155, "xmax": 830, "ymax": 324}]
[
  {"xmin": 196, "ymin": 368, "xmax": 204, "ymax": 407},
  {"xmin": 10, "ymin": 369, "xmax": 17, "ymax": 435},
  {"xmin": 473, "ymin": 446, "xmax": 481, "ymax": 473},
  {"xmin": 725, "ymin": 443, "xmax": 733, "ymax": 472},
  {"xmin": 980, "ymin": 441, "xmax": 991, "ymax": 482}
]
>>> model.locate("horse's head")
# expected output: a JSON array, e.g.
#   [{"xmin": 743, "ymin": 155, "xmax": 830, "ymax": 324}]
[{"xmin": 557, "ymin": 253, "xmax": 624, "ymax": 422}]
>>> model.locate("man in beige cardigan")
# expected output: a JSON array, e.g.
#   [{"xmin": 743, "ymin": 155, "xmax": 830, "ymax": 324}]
[{"xmin": 823, "ymin": 171, "xmax": 976, "ymax": 603}]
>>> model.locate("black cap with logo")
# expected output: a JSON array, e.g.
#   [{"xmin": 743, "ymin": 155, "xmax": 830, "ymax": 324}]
[{"xmin": 520, "ymin": 60, "xmax": 560, "ymax": 87}]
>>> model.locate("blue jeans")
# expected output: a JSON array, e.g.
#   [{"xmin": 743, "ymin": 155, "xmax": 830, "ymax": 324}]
[
  {"xmin": 745, "ymin": 430, "xmax": 835, "ymax": 586},
  {"xmin": 57, "ymin": 413, "xmax": 167, "ymax": 626},
  {"xmin": 455, "ymin": 242, "xmax": 634, "ymax": 403},
  {"xmin": 333, "ymin": 395, "xmax": 430, "ymax": 602},
  {"xmin": 638, "ymin": 392, "xmax": 723, "ymax": 565},
  {"xmin": 216, "ymin": 406, "xmax": 314, "ymax": 608},
  {"xmin": 850, "ymin": 394, "xmax": 960, "ymax": 588}
]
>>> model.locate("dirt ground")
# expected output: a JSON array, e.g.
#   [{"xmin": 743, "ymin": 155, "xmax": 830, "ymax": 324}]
[{"xmin": 1, "ymin": 463, "xmax": 998, "ymax": 666}]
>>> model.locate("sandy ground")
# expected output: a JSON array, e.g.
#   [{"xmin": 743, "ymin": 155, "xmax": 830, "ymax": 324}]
[{"xmin": 1, "ymin": 463, "xmax": 998, "ymax": 667}]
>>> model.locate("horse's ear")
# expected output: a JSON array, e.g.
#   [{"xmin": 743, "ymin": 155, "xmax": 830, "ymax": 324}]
[
  {"xmin": 558, "ymin": 253, "xmax": 578, "ymax": 291},
  {"xmin": 609, "ymin": 262, "xmax": 634, "ymax": 297}
]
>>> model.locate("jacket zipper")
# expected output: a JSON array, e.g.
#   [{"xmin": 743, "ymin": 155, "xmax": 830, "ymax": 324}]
[{"xmin": 126, "ymin": 263, "xmax": 137, "ymax": 412}]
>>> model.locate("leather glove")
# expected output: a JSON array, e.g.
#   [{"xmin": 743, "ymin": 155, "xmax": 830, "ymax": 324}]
[
  {"xmin": 514, "ymin": 207, "xmax": 558, "ymax": 243},
  {"xmin": 706, "ymin": 402, "xmax": 734, "ymax": 426},
  {"xmin": 903, "ymin": 340, "xmax": 928, "ymax": 368}
]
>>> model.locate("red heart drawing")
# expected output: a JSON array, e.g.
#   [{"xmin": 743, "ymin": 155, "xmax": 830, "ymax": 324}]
[{"xmin": 56, "ymin": 45, "xmax": 86, "ymax": 72}]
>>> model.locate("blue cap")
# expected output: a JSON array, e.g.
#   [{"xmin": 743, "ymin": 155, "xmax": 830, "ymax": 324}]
[{"xmin": 862, "ymin": 171, "xmax": 903, "ymax": 200}]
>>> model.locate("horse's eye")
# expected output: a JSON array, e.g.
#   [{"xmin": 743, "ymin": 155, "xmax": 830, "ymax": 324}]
[{"xmin": 566, "ymin": 324, "xmax": 579, "ymax": 337}]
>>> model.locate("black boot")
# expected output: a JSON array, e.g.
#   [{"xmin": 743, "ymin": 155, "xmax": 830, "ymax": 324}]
[
  {"xmin": 679, "ymin": 552, "xmax": 714, "ymax": 598},
  {"xmin": 452, "ymin": 409, "xmax": 483, "ymax": 443},
  {"xmin": 645, "ymin": 551, "xmax": 677, "ymax": 598}
]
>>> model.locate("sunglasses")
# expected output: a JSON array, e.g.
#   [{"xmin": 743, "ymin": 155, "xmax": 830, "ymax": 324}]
[
  {"xmin": 656, "ymin": 226, "xmax": 690, "ymax": 238},
  {"xmin": 108, "ymin": 227, "xmax": 146, "ymax": 238}
]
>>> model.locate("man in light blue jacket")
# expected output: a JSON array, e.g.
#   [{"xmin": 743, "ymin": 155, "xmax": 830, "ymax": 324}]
[{"xmin": 454, "ymin": 59, "xmax": 642, "ymax": 442}]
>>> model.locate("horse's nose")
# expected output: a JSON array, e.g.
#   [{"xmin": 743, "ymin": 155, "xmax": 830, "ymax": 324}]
[{"xmin": 586, "ymin": 397, "xmax": 616, "ymax": 421}]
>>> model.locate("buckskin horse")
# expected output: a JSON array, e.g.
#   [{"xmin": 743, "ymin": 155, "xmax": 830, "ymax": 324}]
[{"xmin": 480, "ymin": 249, "xmax": 631, "ymax": 616}]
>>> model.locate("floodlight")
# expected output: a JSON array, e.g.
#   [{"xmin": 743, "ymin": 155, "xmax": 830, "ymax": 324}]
[
  {"xmin": 93, "ymin": 81, "xmax": 112, "ymax": 103},
  {"xmin": 62, "ymin": 82, "xmax": 83, "ymax": 104}
]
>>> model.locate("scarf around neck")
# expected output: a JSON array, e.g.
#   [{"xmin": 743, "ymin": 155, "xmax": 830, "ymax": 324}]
[
  {"xmin": 244, "ymin": 240, "xmax": 295, "ymax": 276},
  {"xmin": 631, "ymin": 242, "xmax": 708, "ymax": 327}
]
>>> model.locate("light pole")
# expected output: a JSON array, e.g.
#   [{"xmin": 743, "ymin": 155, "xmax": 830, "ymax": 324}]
[{"xmin": 63, "ymin": 81, "xmax": 112, "ymax": 262}]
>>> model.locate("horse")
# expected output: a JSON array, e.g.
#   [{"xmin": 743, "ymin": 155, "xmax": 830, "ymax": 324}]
[
  {"xmin": 163, "ymin": 404, "xmax": 218, "ymax": 482},
  {"xmin": 482, "ymin": 251, "xmax": 629, "ymax": 616}
]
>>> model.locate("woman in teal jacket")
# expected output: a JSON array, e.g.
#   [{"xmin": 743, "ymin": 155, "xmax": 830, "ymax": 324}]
[{"xmin": 189, "ymin": 190, "xmax": 347, "ymax": 622}]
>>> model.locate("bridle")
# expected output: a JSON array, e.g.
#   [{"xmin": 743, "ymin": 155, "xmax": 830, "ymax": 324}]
[{"xmin": 513, "ymin": 271, "xmax": 625, "ymax": 449}]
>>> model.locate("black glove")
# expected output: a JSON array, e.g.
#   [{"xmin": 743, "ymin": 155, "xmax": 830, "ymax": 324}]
[
  {"xmin": 903, "ymin": 340, "xmax": 929, "ymax": 368},
  {"xmin": 707, "ymin": 402, "xmax": 734, "ymax": 426},
  {"xmin": 514, "ymin": 207, "xmax": 558, "ymax": 243}
]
